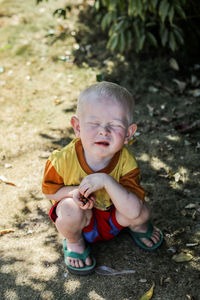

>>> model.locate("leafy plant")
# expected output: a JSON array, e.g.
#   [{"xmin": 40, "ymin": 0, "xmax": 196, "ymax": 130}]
[{"xmin": 94, "ymin": 0, "xmax": 187, "ymax": 53}]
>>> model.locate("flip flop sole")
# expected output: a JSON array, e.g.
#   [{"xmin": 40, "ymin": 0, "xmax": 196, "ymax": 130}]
[{"xmin": 66, "ymin": 263, "xmax": 96, "ymax": 275}]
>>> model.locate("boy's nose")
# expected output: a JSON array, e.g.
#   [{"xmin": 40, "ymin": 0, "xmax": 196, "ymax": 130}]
[{"xmin": 99, "ymin": 125, "xmax": 110, "ymax": 135}]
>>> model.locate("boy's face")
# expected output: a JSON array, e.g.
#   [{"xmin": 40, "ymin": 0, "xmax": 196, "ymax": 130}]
[{"xmin": 71, "ymin": 97, "xmax": 137, "ymax": 160}]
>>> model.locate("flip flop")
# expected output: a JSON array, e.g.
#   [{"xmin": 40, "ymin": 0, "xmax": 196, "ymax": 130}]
[
  {"xmin": 63, "ymin": 238, "xmax": 96, "ymax": 275},
  {"xmin": 127, "ymin": 222, "xmax": 163, "ymax": 252}
]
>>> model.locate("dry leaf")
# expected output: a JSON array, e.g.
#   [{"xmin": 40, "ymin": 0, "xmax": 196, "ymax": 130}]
[
  {"xmin": 0, "ymin": 228, "xmax": 15, "ymax": 235},
  {"xmin": 169, "ymin": 58, "xmax": 179, "ymax": 71},
  {"xmin": 54, "ymin": 98, "xmax": 64, "ymax": 105},
  {"xmin": 174, "ymin": 172, "xmax": 181, "ymax": 182},
  {"xmin": 186, "ymin": 243, "xmax": 198, "ymax": 247},
  {"xmin": 0, "ymin": 175, "xmax": 16, "ymax": 186},
  {"xmin": 173, "ymin": 79, "xmax": 186, "ymax": 93},
  {"xmin": 172, "ymin": 252, "xmax": 193, "ymax": 262},
  {"xmin": 139, "ymin": 282, "xmax": 155, "ymax": 300},
  {"xmin": 148, "ymin": 86, "xmax": 159, "ymax": 93},
  {"xmin": 185, "ymin": 203, "xmax": 196, "ymax": 209},
  {"xmin": 146, "ymin": 104, "xmax": 154, "ymax": 117}
]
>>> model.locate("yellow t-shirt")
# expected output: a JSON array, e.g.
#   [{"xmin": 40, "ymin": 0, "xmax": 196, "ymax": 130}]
[{"xmin": 42, "ymin": 138, "xmax": 145, "ymax": 210}]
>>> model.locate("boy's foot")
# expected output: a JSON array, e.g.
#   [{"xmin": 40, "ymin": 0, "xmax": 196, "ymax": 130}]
[
  {"xmin": 63, "ymin": 238, "xmax": 96, "ymax": 275},
  {"xmin": 127, "ymin": 222, "xmax": 163, "ymax": 251},
  {"xmin": 66, "ymin": 238, "xmax": 92, "ymax": 268}
]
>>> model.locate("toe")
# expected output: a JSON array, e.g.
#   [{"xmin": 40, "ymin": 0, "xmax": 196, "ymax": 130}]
[
  {"xmin": 85, "ymin": 256, "xmax": 92, "ymax": 266},
  {"xmin": 141, "ymin": 237, "xmax": 154, "ymax": 247}
]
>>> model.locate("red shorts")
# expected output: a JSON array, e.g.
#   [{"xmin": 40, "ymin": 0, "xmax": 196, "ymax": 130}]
[{"xmin": 49, "ymin": 202, "xmax": 124, "ymax": 243}]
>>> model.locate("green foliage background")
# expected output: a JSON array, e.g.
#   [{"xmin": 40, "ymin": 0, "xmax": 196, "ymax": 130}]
[
  {"xmin": 94, "ymin": 0, "xmax": 200, "ymax": 53},
  {"xmin": 37, "ymin": 0, "xmax": 200, "ymax": 55}
]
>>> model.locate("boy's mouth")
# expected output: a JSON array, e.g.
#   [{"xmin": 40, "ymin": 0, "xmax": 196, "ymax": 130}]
[{"xmin": 95, "ymin": 141, "xmax": 110, "ymax": 146}]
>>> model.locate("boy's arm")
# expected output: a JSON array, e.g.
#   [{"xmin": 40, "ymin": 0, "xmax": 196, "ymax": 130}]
[
  {"xmin": 79, "ymin": 173, "xmax": 143, "ymax": 219},
  {"xmin": 44, "ymin": 185, "xmax": 78, "ymax": 202}
]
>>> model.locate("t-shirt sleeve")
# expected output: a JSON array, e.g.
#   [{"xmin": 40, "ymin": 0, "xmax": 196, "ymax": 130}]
[
  {"xmin": 42, "ymin": 160, "xmax": 64, "ymax": 194},
  {"xmin": 119, "ymin": 168, "xmax": 146, "ymax": 202}
]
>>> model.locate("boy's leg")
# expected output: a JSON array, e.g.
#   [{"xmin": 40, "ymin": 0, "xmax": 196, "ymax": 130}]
[
  {"xmin": 115, "ymin": 202, "xmax": 161, "ymax": 248},
  {"xmin": 55, "ymin": 198, "xmax": 93, "ymax": 268}
]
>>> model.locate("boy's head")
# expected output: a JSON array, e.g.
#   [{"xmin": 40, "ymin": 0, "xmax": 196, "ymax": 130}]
[
  {"xmin": 76, "ymin": 81, "xmax": 135, "ymax": 125},
  {"xmin": 71, "ymin": 81, "xmax": 137, "ymax": 160}
]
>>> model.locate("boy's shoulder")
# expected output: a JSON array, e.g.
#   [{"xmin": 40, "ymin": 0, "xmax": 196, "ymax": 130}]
[
  {"xmin": 49, "ymin": 138, "xmax": 78, "ymax": 162},
  {"xmin": 119, "ymin": 145, "xmax": 138, "ymax": 173},
  {"xmin": 121, "ymin": 144, "xmax": 136, "ymax": 158}
]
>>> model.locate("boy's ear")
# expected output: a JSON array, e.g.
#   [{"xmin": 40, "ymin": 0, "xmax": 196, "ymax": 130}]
[
  {"xmin": 71, "ymin": 116, "xmax": 80, "ymax": 137},
  {"xmin": 124, "ymin": 123, "xmax": 137, "ymax": 144}
]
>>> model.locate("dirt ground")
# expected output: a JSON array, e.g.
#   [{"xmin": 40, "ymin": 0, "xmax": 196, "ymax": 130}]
[{"xmin": 0, "ymin": 1, "xmax": 200, "ymax": 299}]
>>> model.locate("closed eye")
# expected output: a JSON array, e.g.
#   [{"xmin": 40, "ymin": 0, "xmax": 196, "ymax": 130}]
[
  {"xmin": 110, "ymin": 123, "xmax": 124, "ymax": 129},
  {"xmin": 87, "ymin": 122, "xmax": 99, "ymax": 126}
]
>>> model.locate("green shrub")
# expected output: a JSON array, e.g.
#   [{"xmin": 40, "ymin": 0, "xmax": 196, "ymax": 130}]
[{"xmin": 94, "ymin": 0, "xmax": 187, "ymax": 53}]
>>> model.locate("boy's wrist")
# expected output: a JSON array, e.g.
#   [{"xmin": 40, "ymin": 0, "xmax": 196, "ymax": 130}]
[{"xmin": 103, "ymin": 173, "xmax": 115, "ymax": 190}]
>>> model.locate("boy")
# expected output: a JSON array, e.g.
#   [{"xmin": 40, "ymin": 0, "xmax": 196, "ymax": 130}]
[{"xmin": 42, "ymin": 81, "xmax": 163, "ymax": 275}]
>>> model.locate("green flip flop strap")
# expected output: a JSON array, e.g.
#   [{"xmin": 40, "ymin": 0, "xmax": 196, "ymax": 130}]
[
  {"xmin": 63, "ymin": 238, "xmax": 90, "ymax": 263},
  {"xmin": 131, "ymin": 222, "xmax": 153, "ymax": 239}
]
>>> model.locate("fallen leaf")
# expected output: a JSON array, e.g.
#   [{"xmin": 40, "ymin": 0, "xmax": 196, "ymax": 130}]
[
  {"xmin": 146, "ymin": 104, "xmax": 154, "ymax": 117},
  {"xmin": 169, "ymin": 58, "xmax": 179, "ymax": 71},
  {"xmin": 186, "ymin": 294, "xmax": 195, "ymax": 300},
  {"xmin": 170, "ymin": 228, "xmax": 185, "ymax": 237},
  {"xmin": 0, "ymin": 175, "xmax": 16, "ymax": 186},
  {"xmin": 160, "ymin": 117, "xmax": 170, "ymax": 123},
  {"xmin": 192, "ymin": 211, "xmax": 196, "ymax": 220},
  {"xmin": 148, "ymin": 86, "xmax": 159, "ymax": 93},
  {"xmin": 54, "ymin": 98, "xmax": 64, "ymax": 105},
  {"xmin": 164, "ymin": 276, "xmax": 172, "ymax": 283},
  {"xmin": 174, "ymin": 172, "xmax": 181, "ymax": 182},
  {"xmin": 167, "ymin": 247, "xmax": 176, "ymax": 254},
  {"xmin": 0, "ymin": 228, "xmax": 15, "ymax": 235},
  {"xmin": 173, "ymin": 79, "xmax": 186, "ymax": 93},
  {"xmin": 172, "ymin": 252, "xmax": 193, "ymax": 262},
  {"xmin": 139, "ymin": 279, "xmax": 147, "ymax": 283},
  {"xmin": 185, "ymin": 203, "xmax": 196, "ymax": 209},
  {"xmin": 139, "ymin": 282, "xmax": 155, "ymax": 300},
  {"xmin": 186, "ymin": 243, "xmax": 198, "ymax": 247}
]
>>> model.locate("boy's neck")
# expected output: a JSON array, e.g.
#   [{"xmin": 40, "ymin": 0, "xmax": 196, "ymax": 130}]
[{"xmin": 83, "ymin": 151, "xmax": 113, "ymax": 172}]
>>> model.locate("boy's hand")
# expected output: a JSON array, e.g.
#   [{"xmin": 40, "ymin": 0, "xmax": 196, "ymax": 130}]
[
  {"xmin": 79, "ymin": 173, "xmax": 107, "ymax": 198},
  {"xmin": 73, "ymin": 189, "xmax": 95, "ymax": 210}
]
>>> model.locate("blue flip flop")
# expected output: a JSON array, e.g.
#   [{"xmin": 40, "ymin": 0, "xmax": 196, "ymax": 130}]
[
  {"xmin": 63, "ymin": 238, "xmax": 96, "ymax": 275},
  {"xmin": 127, "ymin": 222, "xmax": 163, "ymax": 251}
]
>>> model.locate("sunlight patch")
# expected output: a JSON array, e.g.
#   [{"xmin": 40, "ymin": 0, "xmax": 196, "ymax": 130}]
[
  {"xmin": 138, "ymin": 153, "xmax": 150, "ymax": 162},
  {"xmin": 150, "ymin": 156, "xmax": 168, "ymax": 171},
  {"xmin": 40, "ymin": 290, "xmax": 54, "ymax": 300},
  {"xmin": 89, "ymin": 291, "xmax": 106, "ymax": 300},
  {"xmin": 64, "ymin": 279, "xmax": 81, "ymax": 294},
  {"xmin": 4, "ymin": 289, "xmax": 19, "ymax": 300}
]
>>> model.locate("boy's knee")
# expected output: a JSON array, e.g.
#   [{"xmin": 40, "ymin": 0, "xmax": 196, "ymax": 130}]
[
  {"xmin": 55, "ymin": 198, "xmax": 90, "ymax": 230},
  {"xmin": 56, "ymin": 198, "xmax": 80, "ymax": 219}
]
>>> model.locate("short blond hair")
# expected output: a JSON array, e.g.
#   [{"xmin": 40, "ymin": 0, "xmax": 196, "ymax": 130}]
[{"xmin": 77, "ymin": 81, "xmax": 135, "ymax": 124}]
